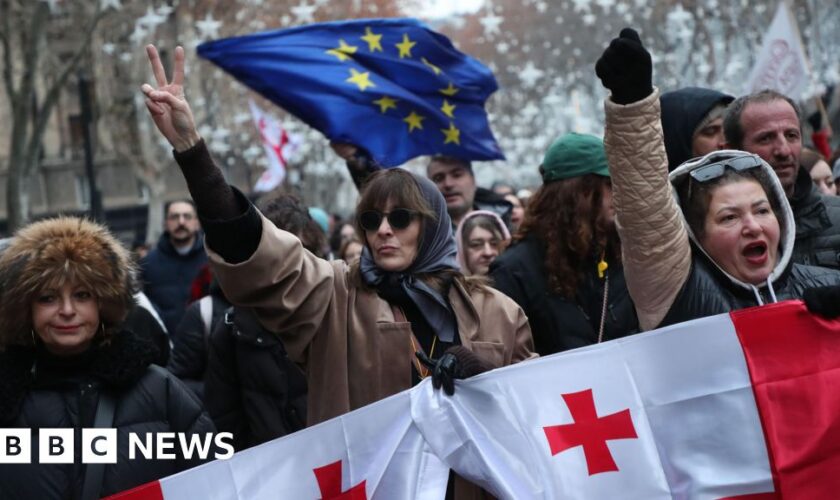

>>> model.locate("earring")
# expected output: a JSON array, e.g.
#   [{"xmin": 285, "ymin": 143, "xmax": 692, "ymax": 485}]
[
  {"xmin": 100, "ymin": 322, "xmax": 106, "ymax": 336},
  {"xmin": 30, "ymin": 329, "xmax": 36, "ymax": 346}
]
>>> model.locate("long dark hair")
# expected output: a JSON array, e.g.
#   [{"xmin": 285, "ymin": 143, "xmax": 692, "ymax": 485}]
[{"xmin": 516, "ymin": 174, "xmax": 620, "ymax": 299}]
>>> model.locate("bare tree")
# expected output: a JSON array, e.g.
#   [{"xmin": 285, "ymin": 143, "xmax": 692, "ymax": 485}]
[{"xmin": 0, "ymin": 0, "xmax": 109, "ymax": 231}]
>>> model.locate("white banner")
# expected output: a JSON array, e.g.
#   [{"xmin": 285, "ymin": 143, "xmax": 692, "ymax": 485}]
[{"xmin": 745, "ymin": 1, "xmax": 814, "ymax": 100}]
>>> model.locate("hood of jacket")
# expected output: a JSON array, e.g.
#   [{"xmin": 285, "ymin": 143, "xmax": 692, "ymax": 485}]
[
  {"xmin": 660, "ymin": 87, "xmax": 734, "ymax": 171},
  {"xmin": 669, "ymin": 150, "xmax": 796, "ymax": 300}
]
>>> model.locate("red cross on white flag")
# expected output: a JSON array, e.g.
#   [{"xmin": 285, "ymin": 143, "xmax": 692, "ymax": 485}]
[{"xmin": 249, "ymin": 100, "xmax": 299, "ymax": 192}]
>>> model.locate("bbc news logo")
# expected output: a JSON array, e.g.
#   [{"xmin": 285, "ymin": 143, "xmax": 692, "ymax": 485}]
[{"xmin": 0, "ymin": 429, "xmax": 234, "ymax": 464}]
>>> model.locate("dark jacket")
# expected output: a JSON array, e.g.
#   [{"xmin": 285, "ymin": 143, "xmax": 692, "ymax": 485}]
[
  {"xmin": 662, "ymin": 247, "xmax": 840, "ymax": 327},
  {"xmin": 140, "ymin": 233, "xmax": 208, "ymax": 334},
  {"xmin": 660, "ymin": 87, "xmax": 734, "ymax": 171},
  {"xmin": 789, "ymin": 167, "xmax": 840, "ymax": 270},
  {"xmin": 490, "ymin": 235, "xmax": 639, "ymax": 355},
  {"xmin": 123, "ymin": 304, "xmax": 170, "ymax": 366},
  {"xmin": 167, "ymin": 281, "xmax": 230, "ymax": 400},
  {"xmin": 0, "ymin": 329, "xmax": 215, "ymax": 500},
  {"xmin": 204, "ymin": 306, "xmax": 307, "ymax": 451}
]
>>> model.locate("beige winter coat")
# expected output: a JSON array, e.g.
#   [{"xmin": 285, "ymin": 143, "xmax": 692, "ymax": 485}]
[
  {"xmin": 209, "ymin": 214, "xmax": 535, "ymax": 499},
  {"xmin": 603, "ymin": 89, "xmax": 692, "ymax": 331}
]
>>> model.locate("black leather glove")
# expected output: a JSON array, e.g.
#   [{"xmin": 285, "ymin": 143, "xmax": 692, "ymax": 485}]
[
  {"xmin": 807, "ymin": 111, "xmax": 823, "ymax": 132},
  {"xmin": 595, "ymin": 28, "xmax": 653, "ymax": 105},
  {"xmin": 804, "ymin": 285, "xmax": 840, "ymax": 318},
  {"xmin": 416, "ymin": 346, "xmax": 494, "ymax": 396}
]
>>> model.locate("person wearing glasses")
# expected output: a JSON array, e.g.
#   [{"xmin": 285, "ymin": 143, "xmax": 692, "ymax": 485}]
[
  {"xmin": 140, "ymin": 199, "xmax": 208, "ymax": 334},
  {"xmin": 595, "ymin": 29, "xmax": 840, "ymax": 331},
  {"xmin": 140, "ymin": 45, "xmax": 535, "ymax": 499}
]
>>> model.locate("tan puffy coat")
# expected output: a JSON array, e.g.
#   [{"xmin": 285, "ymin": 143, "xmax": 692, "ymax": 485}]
[{"xmin": 603, "ymin": 89, "xmax": 692, "ymax": 331}]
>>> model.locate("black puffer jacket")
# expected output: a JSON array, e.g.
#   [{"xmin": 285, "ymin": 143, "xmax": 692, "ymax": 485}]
[
  {"xmin": 0, "ymin": 330, "xmax": 216, "ymax": 500},
  {"xmin": 167, "ymin": 281, "xmax": 230, "ymax": 399},
  {"xmin": 204, "ymin": 306, "xmax": 307, "ymax": 451},
  {"xmin": 490, "ymin": 235, "xmax": 639, "ymax": 355},
  {"xmin": 140, "ymin": 233, "xmax": 208, "ymax": 334},
  {"xmin": 789, "ymin": 167, "xmax": 840, "ymax": 270}
]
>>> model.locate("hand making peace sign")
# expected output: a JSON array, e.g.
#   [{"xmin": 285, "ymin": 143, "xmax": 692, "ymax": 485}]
[{"xmin": 141, "ymin": 45, "xmax": 202, "ymax": 152}]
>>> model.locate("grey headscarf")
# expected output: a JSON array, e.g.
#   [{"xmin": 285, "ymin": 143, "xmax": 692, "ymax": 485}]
[{"xmin": 359, "ymin": 172, "xmax": 460, "ymax": 342}]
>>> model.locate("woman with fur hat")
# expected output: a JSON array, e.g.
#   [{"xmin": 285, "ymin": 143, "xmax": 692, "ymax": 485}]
[
  {"xmin": 0, "ymin": 216, "xmax": 216, "ymax": 499},
  {"xmin": 595, "ymin": 29, "xmax": 840, "ymax": 330}
]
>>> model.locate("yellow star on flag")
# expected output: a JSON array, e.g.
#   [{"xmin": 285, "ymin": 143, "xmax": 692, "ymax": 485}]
[
  {"xmin": 395, "ymin": 33, "xmax": 416, "ymax": 58},
  {"xmin": 404, "ymin": 111, "xmax": 425, "ymax": 132},
  {"xmin": 373, "ymin": 95, "xmax": 398, "ymax": 113},
  {"xmin": 422, "ymin": 57, "xmax": 442, "ymax": 75},
  {"xmin": 441, "ymin": 99, "xmax": 456, "ymax": 118},
  {"xmin": 361, "ymin": 27, "xmax": 383, "ymax": 52},
  {"xmin": 326, "ymin": 39, "xmax": 358, "ymax": 62},
  {"xmin": 442, "ymin": 122, "xmax": 461, "ymax": 145},
  {"xmin": 439, "ymin": 82, "xmax": 459, "ymax": 96},
  {"xmin": 347, "ymin": 68, "xmax": 375, "ymax": 91}
]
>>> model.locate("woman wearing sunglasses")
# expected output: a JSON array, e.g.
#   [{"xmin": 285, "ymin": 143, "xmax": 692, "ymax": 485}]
[
  {"xmin": 141, "ymin": 45, "xmax": 535, "ymax": 498},
  {"xmin": 595, "ymin": 29, "xmax": 840, "ymax": 331}
]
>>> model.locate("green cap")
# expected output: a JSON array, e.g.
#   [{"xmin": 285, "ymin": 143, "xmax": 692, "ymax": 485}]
[{"xmin": 541, "ymin": 133, "xmax": 610, "ymax": 183}]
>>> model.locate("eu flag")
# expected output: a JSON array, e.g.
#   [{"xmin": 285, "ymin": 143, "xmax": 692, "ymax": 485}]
[{"xmin": 197, "ymin": 18, "xmax": 505, "ymax": 167}]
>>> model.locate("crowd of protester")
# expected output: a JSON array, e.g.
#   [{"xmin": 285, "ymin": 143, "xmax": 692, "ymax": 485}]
[{"xmin": 2, "ymin": 27, "xmax": 840, "ymax": 500}]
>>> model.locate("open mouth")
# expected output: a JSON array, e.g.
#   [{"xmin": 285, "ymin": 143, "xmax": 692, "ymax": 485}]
[{"xmin": 742, "ymin": 242, "xmax": 768, "ymax": 264}]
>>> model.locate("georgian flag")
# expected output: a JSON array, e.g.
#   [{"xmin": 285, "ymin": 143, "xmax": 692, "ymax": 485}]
[
  {"xmin": 249, "ymin": 100, "xmax": 299, "ymax": 193},
  {"xmin": 108, "ymin": 301, "xmax": 840, "ymax": 499}
]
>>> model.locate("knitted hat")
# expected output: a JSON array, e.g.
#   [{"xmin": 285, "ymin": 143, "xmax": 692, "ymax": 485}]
[
  {"xmin": 0, "ymin": 217, "xmax": 137, "ymax": 348},
  {"xmin": 541, "ymin": 133, "xmax": 610, "ymax": 183}
]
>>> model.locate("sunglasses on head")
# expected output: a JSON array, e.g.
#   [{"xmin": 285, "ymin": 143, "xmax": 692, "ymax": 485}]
[
  {"xmin": 358, "ymin": 208, "xmax": 418, "ymax": 231},
  {"xmin": 689, "ymin": 155, "xmax": 763, "ymax": 183}
]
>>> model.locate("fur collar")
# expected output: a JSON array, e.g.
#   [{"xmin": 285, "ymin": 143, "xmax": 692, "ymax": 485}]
[{"xmin": 0, "ymin": 329, "xmax": 159, "ymax": 423}]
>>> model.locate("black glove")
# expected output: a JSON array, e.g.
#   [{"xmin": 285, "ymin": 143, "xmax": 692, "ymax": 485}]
[
  {"xmin": 416, "ymin": 346, "xmax": 494, "ymax": 396},
  {"xmin": 595, "ymin": 28, "xmax": 653, "ymax": 105},
  {"xmin": 807, "ymin": 111, "xmax": 823, "ymax": 132},
  {"xmin": 804, "ymin": 285, "xmax": 840, "ymax": 318}
]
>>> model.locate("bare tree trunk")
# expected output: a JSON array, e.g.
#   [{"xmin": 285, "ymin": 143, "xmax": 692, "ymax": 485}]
[{"xmin": 1, "ymin": 1, "xmax": 107, "ymax": 232}]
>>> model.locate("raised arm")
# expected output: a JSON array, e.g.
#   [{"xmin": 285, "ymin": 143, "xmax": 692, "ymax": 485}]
[
  {"xmin": 141, "ymin": 45, "xmax": 240, "ymax": 223},
  {"xmin": 141, "ymin": 45, "xmax": 261, "ymax": 264},
  {"xmin": 595, "ymin": 29, "xmax": 691, "ymax": 331}
]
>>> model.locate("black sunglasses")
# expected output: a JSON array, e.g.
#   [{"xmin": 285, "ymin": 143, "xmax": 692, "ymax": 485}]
[
  {"xmin": 358, "ymin": 208, "xmax": 418, "ymax": 231},
  {"xmin": 689, "ymin": 155, "xmax": 762, "ymax": 183}
]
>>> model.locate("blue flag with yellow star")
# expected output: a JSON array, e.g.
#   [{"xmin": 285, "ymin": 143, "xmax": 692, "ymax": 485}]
[{"xmin": 197, "ymin": 18, "xmax": 505, "ymax": 167}]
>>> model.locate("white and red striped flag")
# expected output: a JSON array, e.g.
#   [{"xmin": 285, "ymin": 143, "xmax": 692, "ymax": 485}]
[
  {"xmin": 249, "ymin": 100, "xmax": 298, "ymax": 192},
  {"xmin": 107, "ymin": 301, "xmax": 840, "ymax": 499}
]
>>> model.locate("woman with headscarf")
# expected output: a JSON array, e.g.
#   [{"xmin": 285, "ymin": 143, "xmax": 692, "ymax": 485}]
[
  {"xmin": 141, "ymin": 44, "xmax": 535, "ymax": 499},
  {"xmin": 455, "ymin": 210, "xmax": 510, "ymax": 276},
  {"xmin": 0, "ymin": 217, "xmax": 215, "ymax": 499}
]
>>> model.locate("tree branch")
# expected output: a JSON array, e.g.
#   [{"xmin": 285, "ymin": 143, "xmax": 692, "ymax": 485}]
[
  {"xmin": 0, "ymin": 0, "xmax": 15, "ymax": 102},
  {"xmin": 24, "ymin": 3, "xmax": 109, "ymax": 175}
]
